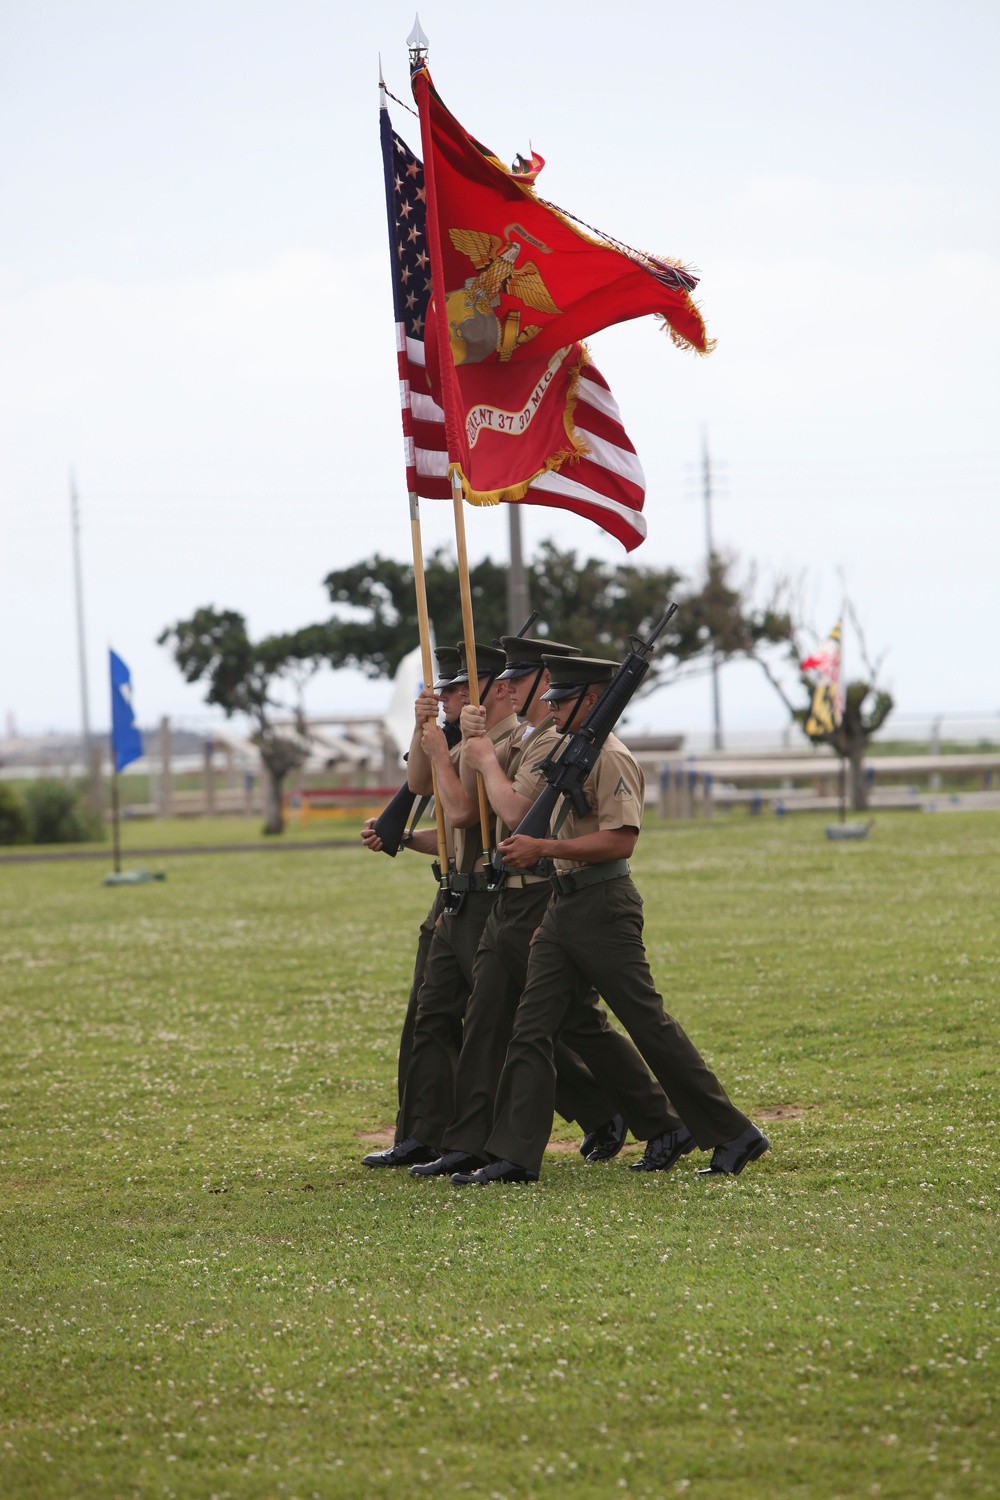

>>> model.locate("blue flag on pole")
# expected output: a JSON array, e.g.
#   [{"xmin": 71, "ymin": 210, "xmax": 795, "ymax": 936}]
[{"xmin": 109, "ymin": 649, "xmax": 144, "ymax": 772}]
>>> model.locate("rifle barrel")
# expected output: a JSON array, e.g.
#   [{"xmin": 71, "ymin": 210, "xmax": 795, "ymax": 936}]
[{"xmin": 642, "ymin": 600, "xmax": 679, "ymax": 653}]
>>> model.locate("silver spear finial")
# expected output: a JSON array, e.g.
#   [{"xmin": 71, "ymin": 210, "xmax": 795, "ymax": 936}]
[{"xmin": 407, "ymin": 13, "xmax": 429, "ymax": 67}]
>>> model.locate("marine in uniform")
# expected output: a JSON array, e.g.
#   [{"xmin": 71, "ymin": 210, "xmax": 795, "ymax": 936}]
[
  {"xmin": 360, "ymin": 645, "xmax": 470, "ymax": 1167},
  {"xmin": 459, "ymin": 654, "xmax": 770, "ymax": 1185},
  {"xmin": 411, "ymin": 636, "xmax": 686, "ymax": 1178},
  {"xmin": 366, "ymin": 641, "xmax": 517, "ymax": 1165},
  {"xmin": 369, "ymin": 638, "xmax": 636, "ymax": 1170}
]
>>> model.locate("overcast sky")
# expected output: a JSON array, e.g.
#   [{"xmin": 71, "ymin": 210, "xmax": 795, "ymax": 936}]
[{"xmin": 2, "ymin": 0, "xmax": 997, "ymax": 741}]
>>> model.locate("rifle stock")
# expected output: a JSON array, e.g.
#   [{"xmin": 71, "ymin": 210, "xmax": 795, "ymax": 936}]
[
  {"xmin": 371, "ymin": 782, "xmax": 418, "ymax": 858},
  {"xmin": 373, "ymin": 719, "xmax": 462, "ymax": 856}
]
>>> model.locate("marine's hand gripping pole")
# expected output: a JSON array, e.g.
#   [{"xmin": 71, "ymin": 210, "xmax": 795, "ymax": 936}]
[{"xmin": 371, "ymin": 608, "xmax": 539, "ymax": 857}]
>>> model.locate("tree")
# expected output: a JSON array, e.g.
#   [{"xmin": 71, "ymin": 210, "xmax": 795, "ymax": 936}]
[
  {"xmin": 662, "ymin": 551, "xmax": 794, "ymax": 691},
  {"xmin": 321, "ymin": 551, "xmax": 508, "ymax": 678},
  {"xmin": 157, "ymin": 547, "xmax": 797, "ymax": 832},
  {"xmin": 158, "ymin": 608, "xmax": 328, "ymax": 835},
  {"xmin": 821, "ymin": 680, "xmax": 894, "ymax": 810},
  {"xmin": 321, "ymin": 541, "xmax": 793, "ymax": 692},
  {"xmin": 752, "ymin": 600, "xmax": 894, "ymax": 811},
  {"xmin": 680, "ymin": 553, "xmax": 794, "ymax": 663}
]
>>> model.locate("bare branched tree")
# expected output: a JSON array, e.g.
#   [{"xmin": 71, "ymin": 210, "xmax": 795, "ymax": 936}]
[{"xmin": 745, "ymin": 593, "xmax": 894, "ymax": 810}]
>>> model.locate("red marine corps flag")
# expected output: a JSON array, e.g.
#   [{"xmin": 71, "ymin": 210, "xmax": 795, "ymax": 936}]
[
  {"xmin": 382, "ymin": 101, "xmax": 650, "ymax": 548},
  {"xmin": 410, "ymin": 58, "xmax": 711, "ymax": 531}
]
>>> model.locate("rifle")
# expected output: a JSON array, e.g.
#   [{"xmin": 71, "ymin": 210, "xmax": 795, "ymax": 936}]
[
  {"xmin": 495, "ymin": 602, "xmax": 679, "ymax": 866},
  {"xmin": 370, "ymin": 720, "xmax": 461, "ymax": 857},
  {"xmin": 371, "ymin": 609, "xmax": 540, "ymax": 857}
]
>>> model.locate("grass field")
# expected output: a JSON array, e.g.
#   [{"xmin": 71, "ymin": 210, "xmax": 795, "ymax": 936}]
[{"xmin": 2, "ymin": 812, "xmax": 998, "ymax": 1498}]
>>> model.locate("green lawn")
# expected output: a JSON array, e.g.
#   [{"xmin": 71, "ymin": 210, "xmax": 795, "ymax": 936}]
[{"xmin": 1, "ymin": 813, "xmax": 997, "ymax": 1498}]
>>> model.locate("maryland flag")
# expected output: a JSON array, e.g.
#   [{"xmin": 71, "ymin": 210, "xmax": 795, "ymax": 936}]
[
  {"xmin": 802, "ymin": 623, "xmax": 843, "ymax": 738},
  {"xmin": 411, "ymin": 61, "xmax": 711, "ymax": 512}
]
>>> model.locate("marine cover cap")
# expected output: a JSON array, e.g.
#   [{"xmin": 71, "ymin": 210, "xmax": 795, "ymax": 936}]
[
  {"xmin": 432, "ymin": 645, "xmax": 462, "ymax": 690},
  {"xmin": 496, "ymin": 636, "xmax": 580, "ymax": 681},
  {"xmin": 453, "ymin": 641, "xmax": 509, "ymax": 684},
  {"xmin": 541, "ymin": 655, "xmax": 619, "ymax": 702}
]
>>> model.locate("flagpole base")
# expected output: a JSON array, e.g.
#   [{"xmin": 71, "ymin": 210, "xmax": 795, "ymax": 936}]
[
  {"xmin": 103, "ymin": 869, "xmax": 167, "ymax": 886},
  {"xmin": 824, "ymin": 822, "xmax": 873, "ymax": 842}
]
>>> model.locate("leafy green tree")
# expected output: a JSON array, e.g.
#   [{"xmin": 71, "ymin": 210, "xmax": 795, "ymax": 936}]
[
  {"xmin": 158, "ymin": 608, "xmax": 328, "ymax": 835},
  {"xmin": 158, "ymin": 547, "xmax": 796, "ymax": 834},
  {"xmin": 321, "ymin": 552, "xmax": 508, "ymax": 678},
  {"xmin": 519, "ymin": 541, "xmax": 686, "ymax": 665},
  {"xmin": 321, "ymin": 541, "xmax": 792, "ymax": 691}
]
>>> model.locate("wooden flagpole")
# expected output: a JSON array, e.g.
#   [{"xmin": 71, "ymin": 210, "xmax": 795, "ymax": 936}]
[
  {"xmin": 407, "ymin": 26, "xmax": 494, "ymax": 858},
  {"xmin": 409, "ymin": 490, "xmax": 450, "ymax": 869},
  {"xmin": 380, "ymin": 52, "xmax": 448, "ymax": 874},
  {"xmin": 451, "ymin": 473, "xmax": 495, "ymax": 858},
  {"xmin": 408, "ymin": 25, "xmax": 492, "ymax": 859}
]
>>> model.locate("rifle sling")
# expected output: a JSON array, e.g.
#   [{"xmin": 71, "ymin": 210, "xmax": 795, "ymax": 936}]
[
  {"xmin": 552, "ymin": 797, "xmax": 574, "ymax": 839},
  {"xmin": 408, "ymin": 795, "xmax": 432, "ymax": 834}
]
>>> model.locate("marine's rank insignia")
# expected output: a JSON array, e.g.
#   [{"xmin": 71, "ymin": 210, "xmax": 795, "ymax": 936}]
[{"xmin": 613, "ymin": 776, "xmax": 633, "ymax": 798}]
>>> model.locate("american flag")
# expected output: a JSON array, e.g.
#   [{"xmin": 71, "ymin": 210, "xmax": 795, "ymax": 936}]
[{"xmin": 380, "ymin": 105, "xmax": 648, "ymax": 550}]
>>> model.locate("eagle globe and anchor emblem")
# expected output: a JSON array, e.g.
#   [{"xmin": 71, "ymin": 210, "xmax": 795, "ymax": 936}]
[{"xmin": 446, "ymin": 222, "xmax": 561, "ymax": 364}]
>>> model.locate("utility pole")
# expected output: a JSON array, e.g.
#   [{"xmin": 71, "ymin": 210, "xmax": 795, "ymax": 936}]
[
  {"xmin": 702, "ymin": 430, "xmax": 723, "ymax": 751},
  {"xmin": 507, "ymin": 504, "xmax": 531, "ymax": 636},
  {"xmin": 69, "ymin": 471, "xmax": 93, "ymax": 768}
]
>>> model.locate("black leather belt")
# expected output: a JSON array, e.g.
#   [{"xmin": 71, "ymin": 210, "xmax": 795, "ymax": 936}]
[
  {"xmin": 550, "ymin": 858, "xmax": 630, "ymax": 895},
  {"xmin": 447, "ymin": 872, "xmax": 494, "ymax": 893}
]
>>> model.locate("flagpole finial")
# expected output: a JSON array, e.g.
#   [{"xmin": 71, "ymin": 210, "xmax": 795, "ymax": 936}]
[
  {"xmin": 407, "ymin": 13, "xmax": 429, "ymax": 67},
  {"xmin": 379, "ymin": 52, "xmax": 386, "ymax": 107}
]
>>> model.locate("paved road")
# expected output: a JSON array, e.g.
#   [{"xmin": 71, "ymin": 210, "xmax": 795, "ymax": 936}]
[{"xmin": 0, "ymin": 839, "xmax": 357, "ymax": 865}]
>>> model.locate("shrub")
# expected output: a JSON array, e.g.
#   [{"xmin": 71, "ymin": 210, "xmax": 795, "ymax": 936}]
[
  {"xmin": 0, "ymin": 783, "xmax": 30, "ymax": 844},
  {"xmin": 22, "ymin": 780, "xmax": 104, "ymax": 844}
]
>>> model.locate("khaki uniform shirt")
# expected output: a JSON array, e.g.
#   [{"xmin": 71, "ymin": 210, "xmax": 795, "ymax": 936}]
[
  {"xmin": 506, "ymin": 719, "xmax": 531, "ymax": 756},
  {"xmin": 515, "ymin": 729, "xmax": 644, "ymax": 873},
  {"xmin": 495, "ymin": 713, "xmax": 554, "ymax": 844},
  {"xmin": 454, "ymin": 712, "xmax": 519, "ymax": 872}
]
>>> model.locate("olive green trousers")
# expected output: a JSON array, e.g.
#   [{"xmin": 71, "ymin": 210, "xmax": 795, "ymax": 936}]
[{"xmin": 487, "ymin": 877, "xmax": 752, "ymax": 1175}]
